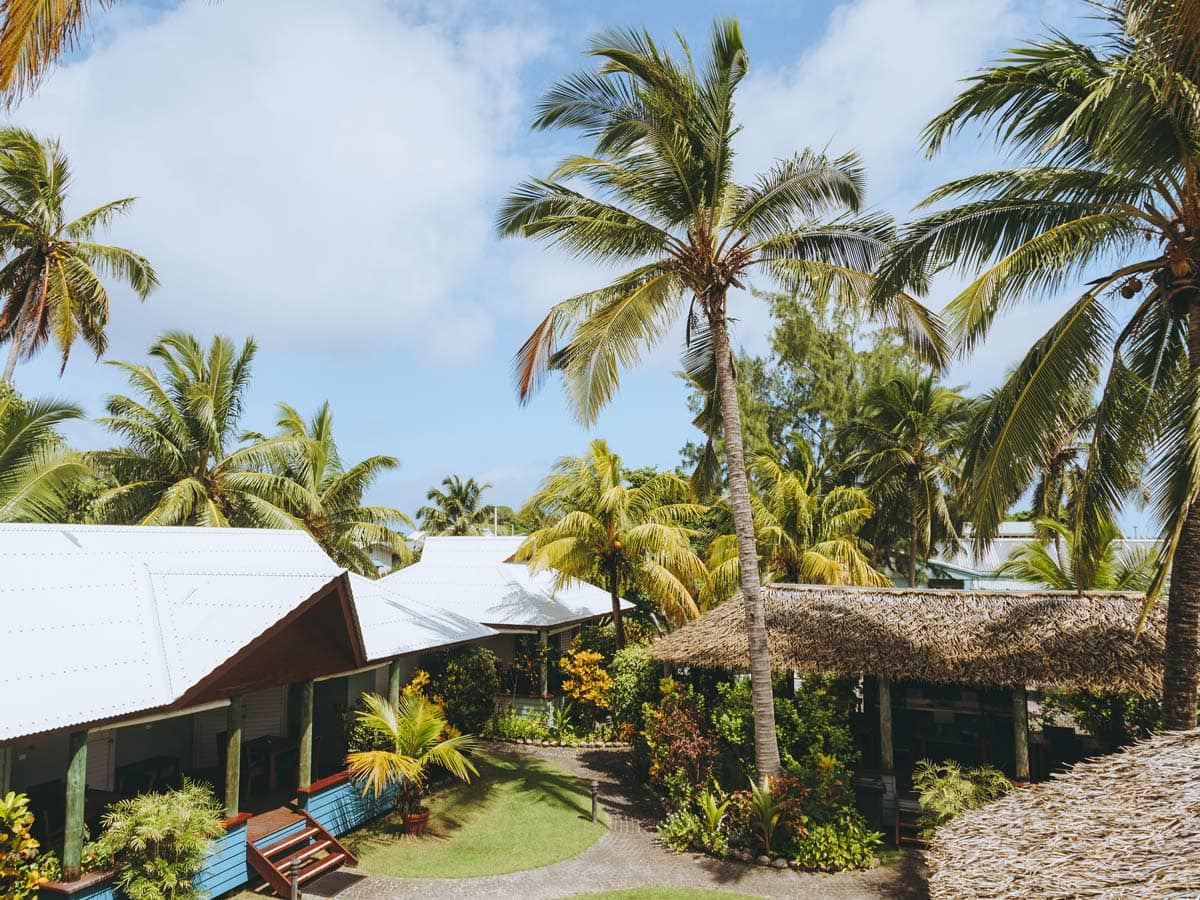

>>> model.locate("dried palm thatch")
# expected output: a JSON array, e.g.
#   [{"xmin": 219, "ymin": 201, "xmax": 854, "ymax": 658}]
[
  {"xmin": 927, "ymin": 728, "xmax": 1200, "ymax": 899},
  {"xmin": 649, "ymin": 584, "xmax": 1165, "ymax": 695}
]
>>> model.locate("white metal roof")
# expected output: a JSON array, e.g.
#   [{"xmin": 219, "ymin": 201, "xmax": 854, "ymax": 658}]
[
  {"xmin": 932, "ymin": 537, "xmax": 1161, "ymax": 579},
  {"xmin": 348, "ymin": 573, "xmax": 497, "ymax": 660},
  {"xmin": 383, "ymin": 536, "xmax": 631, "ymax": 629},
  {"xmin": 0, "ymin": 525, "xmax": 501, "ymax": 742}
]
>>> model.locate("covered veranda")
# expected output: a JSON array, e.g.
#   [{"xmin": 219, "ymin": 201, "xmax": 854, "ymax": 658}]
[{"xmin": 649, "ymin": 584, "xmax": 1168, "ymax": 831}]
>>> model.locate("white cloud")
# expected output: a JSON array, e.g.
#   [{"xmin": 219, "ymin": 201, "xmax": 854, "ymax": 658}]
[{"xmin": 13, "ymin": 0, "xmax": 544, "ymax": 362}]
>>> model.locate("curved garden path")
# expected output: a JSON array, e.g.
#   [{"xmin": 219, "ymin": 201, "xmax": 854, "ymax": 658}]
[{"xmin": 322, "ymin": 743, "xmax": 929, "ymax": 900}]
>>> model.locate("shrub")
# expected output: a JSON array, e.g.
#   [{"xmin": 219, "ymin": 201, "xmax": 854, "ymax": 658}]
[
  {"xmin": 0, "ymin": 792, "xmax": 44, "ymax": 899},
  {"xmin": 747, "ymin": 778, "xmax": 784, "ymax": 857},
  {"xmin": 607, "ymin": 645, "xmax": 658, "ymax": 730},
  {"xmin": 486, "ymin": 704, "xmax": 550, "ymax": 741},
  {"xmin": 424, "ymin": 647, "xmax": 501, "ymax": 732},
  {"xmin": 641, "ymin": 679, "xmax": 717, "ymax": 810},
  {"xmin": 791, "ymin": 816, "xmax": 881, "ymax": 872},
  {"xmin": 711, "ymin": 675, "xmax": 857, "ymax": 786},
  {"xmin": 560, "ymin": 648, "xmax": 612, "ymax": 724},
  {"xmin": 913, "ymin": 760, "xmax": 1013, "ymax": 833},
  {"xmin": 89, "ymin": 781, "xmax": 224, "ymax": 900},
  {"xmin": 1041, "ymin": 689, "xmax": 1161, "ymax": 751},
  {"xmin": 657, "ymin": 808, "xmax": 703, "ymax": 851},
  {"xmin": 695, "ymin": 788, "xmax": 731, "ymax": 856}
]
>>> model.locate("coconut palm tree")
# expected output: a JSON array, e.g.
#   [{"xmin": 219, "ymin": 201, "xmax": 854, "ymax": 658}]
[
  {"xmin": 998, "ymin": 518, "xmax": 1158, "ymax": 592},
  {"xmin": 498, "ymin": 18, "xmax": 942, "ymax": 778},
  {"xmin": 517, "ymin": 439, "xmax": 708, "ymax": 640},
  {"xmin": 0, "ymin": 127, "xmax": 156, "ymax": 384},
  {"xmin": 871, "ymin": 0, "xmax": 1200, "ymax": 727},
  {"xmin": 846, "ymin": 372, "xmax": 974, "ymax": 586},
  {"xmin": 700, "ymin": 450, "xmax": 889, "ymax": 607},
  {"xmin": 258, "ymin": 402, "xmax": 413, "ymax": 576},
  {"xmin": 0, "ymin": 387, "xmax": 88, "ymax": 520},
  {"xmin": 416, "ymin": 475, "xmax": 494, "ymax": 536},
  {"xmin": 0, "ymin": 0, "xmax": 100, "ymax": 106},
  {"xmin": 89, "ymin": 332, "xmax": 307, "ymax": 527},
  {"xmin": 346, "ymin": 692, "xmax": 478, "ymax": 815}
]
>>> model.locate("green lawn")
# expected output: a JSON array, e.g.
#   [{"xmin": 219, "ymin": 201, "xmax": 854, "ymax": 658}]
[
  {"xmin": 343, "ymin": 751, "xmax": 606, "ymax": 878},
  {"xmin": 572, "ymin": 890, "xmax": 764, "ymax": 899}
]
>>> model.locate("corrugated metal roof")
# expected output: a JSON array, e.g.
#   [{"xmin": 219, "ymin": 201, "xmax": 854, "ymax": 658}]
[
  {"xmin": 349, "ymin": 574, "xmax": 497, "ymax": 659},
  {"xmin": 0, "ymin": 525, "xmax": 501, "ymax": 742},
  {"xmin": 384, "ymin": 536, "xmax": 631, "ymax": 628}
]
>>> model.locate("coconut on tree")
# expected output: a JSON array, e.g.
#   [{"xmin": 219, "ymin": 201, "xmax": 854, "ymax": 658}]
[{"xmin": 498, "ymin": 19, "xmax": 942, "ymax": 777}]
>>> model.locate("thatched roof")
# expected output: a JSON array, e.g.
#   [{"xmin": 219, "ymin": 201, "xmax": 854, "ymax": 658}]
[
  {"xmin": 649, "ymin": 584, "xmax": 1165, "ymax": 695},
  {"xmin": 927, "ymin": 728, "xmax": 1200, "ymax": 899}
]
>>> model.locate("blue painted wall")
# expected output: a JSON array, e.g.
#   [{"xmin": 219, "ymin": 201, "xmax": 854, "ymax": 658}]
[
  {"xmin": 299, "ymin": 777, "xmax": 398, "ymax": 837},
  {"xmin": 193, "ymin": 822, "xmax": 249, "ymax": 898}
]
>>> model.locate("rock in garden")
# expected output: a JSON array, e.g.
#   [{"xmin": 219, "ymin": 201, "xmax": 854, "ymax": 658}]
[
  {"xmin": 772, "ymin": 858, "xmax": 789, "ymax": 869},
  {"xmin": 756, "ymin": 855, "xmax": 770, "ymax": 866}
]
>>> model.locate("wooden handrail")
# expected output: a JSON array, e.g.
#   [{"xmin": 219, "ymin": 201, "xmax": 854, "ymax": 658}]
[{"xmin": 296, "ymin": 768, "xmax": 351, "ymax": 797}]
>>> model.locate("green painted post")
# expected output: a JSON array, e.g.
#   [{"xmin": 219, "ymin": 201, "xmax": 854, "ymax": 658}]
[
  {"xmin": 298, "ymin": 680, "xmax": 314, "ymax": 790},
  {"xmin": 0, "ymin": 744, "xmax": 11, "ymax": 795},
  {"xmin": 388, "ymin": 661, "xmax": 401, "ymax": 709},
  {"xmin": 63, "ymin": 731, "xmax": 88, "ymax": 881},
  {"xmin": 878, "ymin": 677, "xmax": 894, "ymax": 773},
  {"xmin": 539, "ymin": 630, "xmax": 549, "ymax": 699},
  {"xmin": 225, "ymin": 696, "xmax": 243, "ymax": 817}
]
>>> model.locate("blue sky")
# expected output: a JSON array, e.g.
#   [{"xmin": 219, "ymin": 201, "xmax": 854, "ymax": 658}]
[{"xmin": 11, "ymin": 0, "xmax": 1115, "ymax": 524}]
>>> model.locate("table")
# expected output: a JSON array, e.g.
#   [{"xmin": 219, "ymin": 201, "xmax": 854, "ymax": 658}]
[{"xmin": 242, "ymin": 735, "xmax": 300, "ymax": 792}]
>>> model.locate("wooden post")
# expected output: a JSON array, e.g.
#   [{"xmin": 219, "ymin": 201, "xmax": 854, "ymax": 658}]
[
  {"xmin": 538, "ymin": 630, "xmax": 550, "ymax": 698},
  {"xmin": 298, "ymin": 680, "xmax": 314, "ymax": 790},
  {"xmin": 388, "ymin": 660, "xmax": 401, "ymax": 709},
  {"xmin": 0, "ymin": 744, "xmax": 11, "ymax": 795},
  {"xmin": 1012, "ymin": 684, "xmax": 1030, "ymax": 782},
  {"xmin": 63, "ymin": 730, "xmax": 88, "ymax": 881},
  {"xmin": 225, "ymin": 696, "xmax": 243, "ymax": 817},
  {"xmin": 879, "ymin": 677, "xmax": 894, "ymax": 773}
]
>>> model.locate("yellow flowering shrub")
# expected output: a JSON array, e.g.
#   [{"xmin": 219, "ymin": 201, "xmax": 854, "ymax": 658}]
[
  {"xmin": 560, "ymin": 649, "xmax": 612, "ymax": 712},
  {"xmin": 0, "ymin": 792, "xmax": 44, "ymax": 898}
]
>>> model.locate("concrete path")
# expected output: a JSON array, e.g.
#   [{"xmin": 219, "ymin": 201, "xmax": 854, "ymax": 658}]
[{"xmin": 318, "ymin": 743, "xmax": 929, "ymax": 900}]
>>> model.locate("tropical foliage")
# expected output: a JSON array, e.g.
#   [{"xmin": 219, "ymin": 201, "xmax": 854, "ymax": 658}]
[
  {"xmin": 912, "ymin": 760, "xmax": 1012, "ymax": 834},
  {"xmin": 846, "ymin": 372, "xmax": 973, "ymax": 585},
  {"xmin": 500, "ymin": 18, "xmax": 941, "ymax": 777},
  {"xmin": 0, "ymin": 791, "xmax": 43, "ymax": 900},
  {"xmin": 417, "ymin": 475, "xmax": 494, "ymax": 536},
  {"xmin": 998, "ymin": 517, "xmax": 1158, "ymax": 591},
  {"xmin": 346, "ymin": 692, "xmax": 479, "ymax": 815},
  {"xmin": 0, "ymin": 127, "xmax": 155, "ymax": 383},
  {"xmin": 0, "ymin": 386, "xmax": 87, "ymax": 521},
  {"xmin": 255, "ymin": 401, "xmax": 411, "ymax": 575},
  {"xmin": 518, "ymin": 439, "xmax": 707, "ymax": 640},
  {"xmin": 89, "ymin": 332, "xmax": 307, "ymax": 527},
  {"xmin": 872, "ymin": 0, "xmax": 1200, "ymax": 726},
  {"xmin": 88, "ymin": 781, "xmax": 224, "ymax": 900}
]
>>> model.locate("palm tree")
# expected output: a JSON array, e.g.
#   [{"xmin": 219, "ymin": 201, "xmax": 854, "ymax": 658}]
[
  {"xmin": 497, "ymin": 18, "xmax": 941, "ymax": 779},
  {"xmin": 346, "ymin": 692, "xmax": 479, "ymax": 815},
  {"xmin": 998, "ymin": 518, "xmax": 1157, "ymax": 592},
  {"xmin": 89, "ymin": 332, "xmax": 307, "ymax": 527},
  {"xmin": 701, "ymin": 451, "xmax": 889, "ymax": 607},
  {"xmin": 0, "ymin": 0, "xmax": 99, "ymax": 106},
  {"xmin": 259, "ymin": 402, "xmax": 413, "ymax": 576},
  {"xmin": 0, "ymin": 127, "xmax": 156, "ymax": 384},
  {"xmin": 0, "ymin": 387, "xmax": 88, "ymax": 520},
  {"xmin": 872, "ymin": 0, "xmax": 1200, "ymax": 728},
  {"xmin": 416, "ymin": 475, "xmax": 494, "ymax": 536},
  {"xmin": 847, "ymin": 372, "xmax": 974, "ymax": 586},
  {"xmin": 517, "ymin": 439, "xmax": 707, "ymax": 639}
]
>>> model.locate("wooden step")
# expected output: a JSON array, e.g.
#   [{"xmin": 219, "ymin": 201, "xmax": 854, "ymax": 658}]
[
  {"xmin": 297, "ymin": 851, "xmax": 348, "ymax": 885},
  {"xmin": 260, "ymin": 826, "xmax": 320, "ymax": 859},
  {"xmin": 274, "ymin": 838, "xmax": 335, "ymax": 871}
]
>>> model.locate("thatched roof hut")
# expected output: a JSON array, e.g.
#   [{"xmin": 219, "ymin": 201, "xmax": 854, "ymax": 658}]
[
  {"xmin": 649, "ymin": 584, "xmax": 1164, "ymax": 695},
  {"xmin": 926, "ymin": 728, "xmax": 1200, "ymax": 899}
]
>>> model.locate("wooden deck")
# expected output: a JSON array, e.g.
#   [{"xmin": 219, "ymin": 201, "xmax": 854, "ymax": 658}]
[{"xmin": 247, "ymin": 805, "xmax": 303, "ymax": 842}]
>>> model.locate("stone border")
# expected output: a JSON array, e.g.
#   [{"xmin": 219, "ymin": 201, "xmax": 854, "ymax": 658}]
[{"xmin": 487, "ymin": 736, "xmax": 631, "ymax": 749}]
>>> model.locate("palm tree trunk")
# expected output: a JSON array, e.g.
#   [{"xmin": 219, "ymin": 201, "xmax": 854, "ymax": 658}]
[
  {"xmin": 609, "ymin": 560, "xmax": 625, "ymax": 650},
  {"xmin": 908, "ymin": 502, "xmax": 918, "ymax": 587},
  {"xmin": 1, "ymin": 294, "xmax": 31, "ymax": 385},
  {"xmin": 709, "ymin": 306, "xmax": 782, "ymax": 780},
  {"xmin": 1163, "ymin": 310, "xmax": 1200, "ymax": 730}
]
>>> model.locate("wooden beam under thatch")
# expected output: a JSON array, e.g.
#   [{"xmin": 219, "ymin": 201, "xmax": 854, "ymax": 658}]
[
  {"xmin": 648, "ymin": 584, "xmax": 1167, "ymax": 696},
  {"xmin": 926, "ymin": 728, "xmax": 1200, "ymax": 898}
]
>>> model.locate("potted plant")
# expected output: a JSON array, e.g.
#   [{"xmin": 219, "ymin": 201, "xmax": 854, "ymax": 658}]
[{"xmin": 346, "ymin": 693, "xmax": 479, "ymax": 835}]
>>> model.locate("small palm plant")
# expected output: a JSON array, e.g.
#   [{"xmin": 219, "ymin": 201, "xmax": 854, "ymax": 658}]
[{"xmin": 345, "ymin": 693, "xmax": 479, "ymax": 832}]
